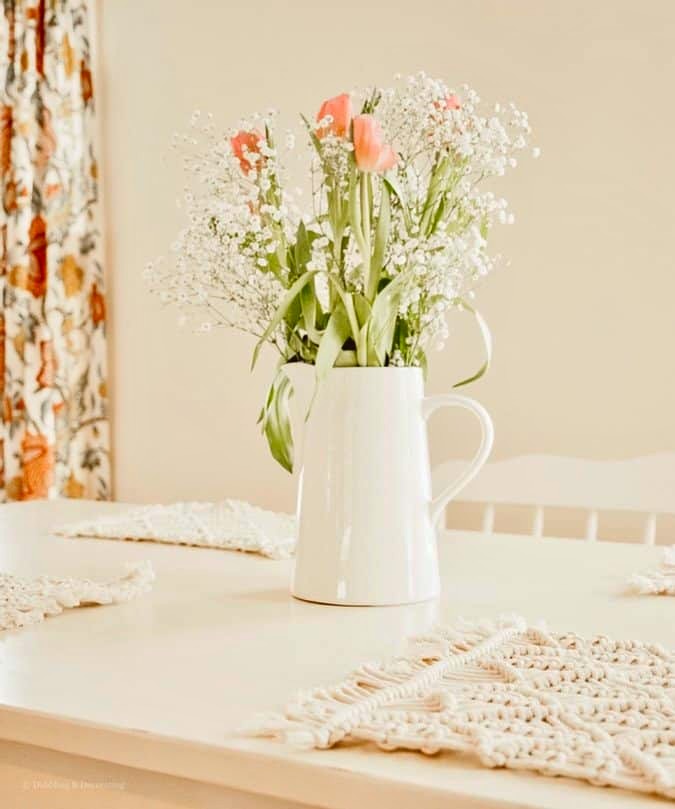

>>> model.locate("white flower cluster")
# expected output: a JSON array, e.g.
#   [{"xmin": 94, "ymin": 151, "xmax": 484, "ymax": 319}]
[
  {"xmin": 146, "ymin": 110, "xmax": 300, "ymax": 346},
  {"xmin": 379, "ymin": 73, "xmax": 533, "ymax": 179},
  {"xmin": 370, "ymin": 73, "xmax": 536, "ymax": 356}
]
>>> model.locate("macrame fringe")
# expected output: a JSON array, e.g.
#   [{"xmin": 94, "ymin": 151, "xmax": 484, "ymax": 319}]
[
  {"xmin": 0, "ymin": 561, "xmax": 154, "ymax": 632},
  {"xmin": 244, "ymin": 614, "xmax": 675, "ymax": 799},
  {"xmin": 245, "ymin": 615, "xmax": 528, "ymax": 750},
  {"xmin": 629, "ymin": 546, "xmax": 675, "ymax": 595}
]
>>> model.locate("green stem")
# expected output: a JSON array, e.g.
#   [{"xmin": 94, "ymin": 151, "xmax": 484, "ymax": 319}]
[
  {"xmin": 344, "ymin": 295, "xmax": 367, "ymax": 366},
  {"xmin": 349, "ymin": 167, "xmax": 367, "ymax": 259},
  {"xmin": 360, "ymin": 173, "xmax": 371, "ymax": 294},
  {"xmin": 367, "ymin": 175, "xmax": 386, "ymax": 302},
  {"xmin": 329, "ymin": 185, "xmax": 341, "ymax": 311},
  {"xmin": 420, "ymin": 156, "xmax": 450, "ymax": 236},
  {"xmin": 328, "ymin": 276, "xmax": 363, "ymax": 365}
]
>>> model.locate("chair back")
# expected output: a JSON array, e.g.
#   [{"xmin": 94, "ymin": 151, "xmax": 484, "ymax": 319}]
[{"xmin": 432, "ymin": 453, "xmax": 675, "ymax": 543}]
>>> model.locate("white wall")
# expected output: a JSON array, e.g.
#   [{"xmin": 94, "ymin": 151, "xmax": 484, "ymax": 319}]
[{"xmin": 96, "ymin": 0, "xmax": 675, "ymax": 515}]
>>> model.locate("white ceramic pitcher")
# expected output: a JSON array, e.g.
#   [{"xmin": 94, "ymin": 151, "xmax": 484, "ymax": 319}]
[{"xmin": 286, "ymin": 365, "xmax": 494, "ymax": 606}]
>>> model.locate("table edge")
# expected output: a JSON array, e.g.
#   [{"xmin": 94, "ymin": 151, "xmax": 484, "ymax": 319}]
[{"xmin": 0, "ymin": 703, "xmax": 547, "ymax": 809}]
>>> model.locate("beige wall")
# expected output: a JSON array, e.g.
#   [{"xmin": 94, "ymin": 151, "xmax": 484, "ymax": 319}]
[{"xmin": 96, "ymin": 0, "xmax": 675, "ymax": 516}]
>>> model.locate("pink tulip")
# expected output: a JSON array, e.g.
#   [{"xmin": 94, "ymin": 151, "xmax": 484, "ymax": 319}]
[
  {"xmin": 444, "ymin": 94, "xmax": 461, "ymax": 110},
  {"xmin": 316, "ymin": 93, "xmax": 352, "ymax": 139},
  {"xmin": 230, "ymin": 129, "xmax": 264, "ymax": 174},
  {"xmin": 352, "ymin": 115, "xmax": 397, "ymax": 173}
]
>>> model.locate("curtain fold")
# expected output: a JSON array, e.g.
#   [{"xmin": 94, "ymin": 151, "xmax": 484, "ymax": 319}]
[{"xmin": 0, "ymin": 0, "xmax": 109, "ymax": 501}]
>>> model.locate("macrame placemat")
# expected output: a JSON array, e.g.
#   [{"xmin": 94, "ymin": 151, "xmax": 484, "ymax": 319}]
[
  {"xmin": 630, "ymin": 546, "xmax": 675, "ymax": 595},
  {"xmin": 0, "ymin": 561, "xmax": 154, "ymax": 632},
  {"xmin": 57, "ymin": 502, "xmax": 675, "ymax": 601},
  {"xmin": 56, "ymin": 500, "xmax": 296, "ymax": 559},
  {"xmin": 247, "ymin": 615, "xmax": 675, "ymax": 799}
]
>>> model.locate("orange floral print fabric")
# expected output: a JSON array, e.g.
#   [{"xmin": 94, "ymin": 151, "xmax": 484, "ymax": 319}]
[{"xmin": 0, "ymin": 0, "xmax": 110, "ymax": 502}]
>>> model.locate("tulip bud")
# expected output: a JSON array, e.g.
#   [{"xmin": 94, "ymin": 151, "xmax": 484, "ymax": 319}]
[
  {"xmin": 352, "ymin": 115, "xmax": 397, "ymax": 173},
  {"xmin": 316, "ymin": 93, "xmax": 353, "ymax": 139}
]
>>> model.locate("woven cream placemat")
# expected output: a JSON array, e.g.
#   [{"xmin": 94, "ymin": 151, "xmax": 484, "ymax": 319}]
[
  {"xmin": 246, "ymin": 615, "xmax": 675, "ymax": 799},
  {"xmin": 630, "ymin": 546, "xmax": 675, "ymax": 595},
  {"xmin": 56, "ymin": 500, "xmax": 297, "ymax": 559},
  {"xmin": 1, "ymin": 562, "xmax": 154, "ymax": 632},
  {"xmin": 57, "ymin": 502, "xmax": 675, "ymax": 597}
]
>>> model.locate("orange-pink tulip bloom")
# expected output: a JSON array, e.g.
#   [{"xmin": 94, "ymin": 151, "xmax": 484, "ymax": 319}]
[
  {"xmin": 352, "ymin": 115, "xmax": 397, "ymax": 173},
  {"xmin": 230, "ymin": 129, "xmax": 264, "ymax": 174},
  {"xmin": 316, "ymin": 93, "xmax": 353, "ymax": 139}
]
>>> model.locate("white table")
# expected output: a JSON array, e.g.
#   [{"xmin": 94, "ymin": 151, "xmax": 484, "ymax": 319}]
[{"xmin": 0, "ymin": 500, "xmax": 671, "ymax": 809}]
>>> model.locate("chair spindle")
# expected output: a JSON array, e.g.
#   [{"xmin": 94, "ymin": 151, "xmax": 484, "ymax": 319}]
[
  {"xmin": 482, "ymin": 504, "xmax": 495, "ymax": 534},
  {"xmin": 643, "ymin": 513, "xmax": 657, "ymax": 546},
  {"xmin": 532, "ymin": 506, "xmax": 544, "ymax": 538},
  {"xmin": 585, "ymin": 510, "xmax": 599, "ymax": 542}
]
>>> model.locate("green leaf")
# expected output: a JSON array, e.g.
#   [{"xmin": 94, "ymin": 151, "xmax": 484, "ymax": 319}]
[
  {"xmin": 353, "ymin": 293, "xmax": 371, "ymax": 328},
  {"xmin": 430, "ymin": 194, "xmax": 447, "ymax": 233},
  {"xmin": 316, "ymin": 303, "xmax": 352, "ymax": 382},
  {"xmin": 294, "ymin": 221, "xmax": 311, "ymax": 277},
  {"xmin": 300, "ymin": 280, "xmax": 323, "ymax": 344},
  {"xmin": 335, "ymin": 349, "xmax": 358, "ymax": 366},
  {"xmin": 284, "ymin": 293, "xmax": 303, "ymax": 332},
  {"xmin": 418, "ymin": 349, "xmax": 428, "ymax": 381},
  {"xmin": 371, "ymin": 181, "xmax": 390, "ymax": 281},
  {"xmin": 275, "ymin": 374, "xmax": 293, "ymax": 453},
  {"xmin": 251, "ymin": 270, "xmax": 317, "ymax": 370},
  {"xmin": 393, "ymin": 316, "xmax": 408, "ymax": 354},
  {"xmin": 367, "ymin": 271, "xmax": 409, "ymax": 365},
  {"xmin": 326, "ymin": 276, "xmax": 360, "ymax": 348},
  {"xmin": 287, "ymin": 331, "xmax": 312, "ymax": 362},
  {"xmin": 360, "ymin": 88, "xmax": 382, "ymax": 115},
  {"xmin": 260, "ymin": 367, "xmax": 294, "ymax": 473},
  {"xmin": 351, "ymin": 295, "xmax": 372, "ymax": 366},
  {"xmin": 300, "ymin": 113, "xmax": 323, "ymax": 156},
  {"xmin": 383, "ymin": 174, "xmax": 411, "ymax": 230},
  {"xmin": 420, "ymin": 156, "xmax": 451, "ymax": 235},
  {"xmin": 452, "ymin": 302, "xmax": 493, "ymax": 388},
  {"xmin": 262, "ymin": 251, "xmax": 283, "ymax": 281}
]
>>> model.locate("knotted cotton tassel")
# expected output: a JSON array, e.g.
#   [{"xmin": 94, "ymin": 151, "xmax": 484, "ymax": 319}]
[{"xmin": 239, "ymin": 713, "xmax": 330, "ymax": 749}]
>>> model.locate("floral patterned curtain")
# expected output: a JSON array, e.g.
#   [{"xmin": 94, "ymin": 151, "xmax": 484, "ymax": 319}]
[{"xmin": 0, "ymin": 0, "xmax": 109, "ymax": 502}]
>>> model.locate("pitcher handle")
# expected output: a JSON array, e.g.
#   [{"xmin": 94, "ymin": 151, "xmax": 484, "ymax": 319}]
[{"xmin": 422, "ymin": 394, "xmax": 494, "ymax": 528}]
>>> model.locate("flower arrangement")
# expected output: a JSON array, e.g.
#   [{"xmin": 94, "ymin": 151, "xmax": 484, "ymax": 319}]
[{"xmin": 148, "ymin": 73, "xmax": 536, "ymax": 471}]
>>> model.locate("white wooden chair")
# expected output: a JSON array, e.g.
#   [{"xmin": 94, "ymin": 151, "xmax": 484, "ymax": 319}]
[{"xmin": 432, "ymin": 453, "xmax": 675, "ymax": 544}]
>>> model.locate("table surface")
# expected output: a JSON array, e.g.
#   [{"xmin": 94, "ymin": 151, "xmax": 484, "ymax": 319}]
[{"xmin": 0, "ymin": 499, "xmax": 671, "ymax": 809}]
